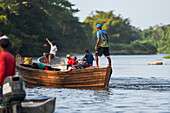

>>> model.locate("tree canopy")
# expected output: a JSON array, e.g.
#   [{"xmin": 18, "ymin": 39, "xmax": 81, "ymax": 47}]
[
  {"xmin": 0, "ymin": 1, "xmax": 169, "ymax": 56},
  {"xmin": 84, "ymin": 11, "xmax": 169, "ymax": 54},
  {"xmin": 142, "ymin": 25, "xmax": 170, "ymax": 53},
  {"xmin": 0, "ymin": 0, "xmax": 94, "ymax": 56},
  {"xmin": 84, "ymin": 11, "xmax": 142, "ymax": 44}
]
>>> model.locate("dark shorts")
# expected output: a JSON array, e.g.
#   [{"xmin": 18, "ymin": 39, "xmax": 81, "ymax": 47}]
[
  {"xmin": 95, "ymin": 47, "xmax": 110, "ymax": 57},
  {"xmin": 46, "ymin": 53, "xmax": 54, "ymax": 58}
]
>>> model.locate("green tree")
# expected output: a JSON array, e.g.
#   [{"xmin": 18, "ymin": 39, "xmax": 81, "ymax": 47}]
[
  {"xmin": 84, "ymin": 11, "xmax": 142, "ymax": 44},
  {"xmin": 0, "ymin": 0, "xmax": 94, "ymax": 56},
  {"xmin": 142, "ymin": 25, "xmax": 170, "ymax": 53}
]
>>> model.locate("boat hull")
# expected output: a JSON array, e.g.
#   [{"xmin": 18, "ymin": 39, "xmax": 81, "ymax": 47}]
[
  {"xmin": 0, "ymin": 97, "xmax": 56, "ymax": 113},
  {"xmin": 16, "ymin": 65, "xmax": 112, "ymax": 88}
]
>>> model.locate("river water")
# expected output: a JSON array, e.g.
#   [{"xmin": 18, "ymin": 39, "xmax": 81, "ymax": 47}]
[{"xmin": 24, "ymin": 54, "xmax": 170, "ymax": 113}]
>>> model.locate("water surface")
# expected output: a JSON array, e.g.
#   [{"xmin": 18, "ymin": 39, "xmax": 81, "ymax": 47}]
[{"xmin": 25, "ymin": 54, "xmax": 170, "ymax": 113}]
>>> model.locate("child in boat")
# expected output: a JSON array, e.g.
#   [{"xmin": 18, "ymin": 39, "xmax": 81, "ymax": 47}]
[
  {"xmin": 66, "ymin": 54, "xmax": 76, "ymax": 71},
  {"xmin": 43, "ymin": 38, "xmax": 60, "ymax": 64},
  {"xmin": 73, "ymin": 56, "xmax": 78, "ymax": 65}
]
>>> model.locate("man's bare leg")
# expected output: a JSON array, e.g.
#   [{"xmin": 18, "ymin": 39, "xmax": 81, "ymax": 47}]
[
  {"xmin": 43, "ymin": 53, "xmax": 48, "ymax": 62},
  {"xmin": 107, "ymin": 57, "xmax": 111, "ymax": 67},
  {"xmin": 48, "ymin": 55, "xmax": 51, "ymax": 64},
  {"xmin": 95, "ymin": 55, "xmax": 99, "ymax": 68}
]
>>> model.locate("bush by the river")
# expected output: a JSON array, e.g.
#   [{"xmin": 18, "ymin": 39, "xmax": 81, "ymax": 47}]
[
  {"xmin": 109, "ymin": 40, "xmax": 157, "ymax": 55},
  {"xmin": 163, "ymin": 55, "xmax": 170, "ymax": 59}
]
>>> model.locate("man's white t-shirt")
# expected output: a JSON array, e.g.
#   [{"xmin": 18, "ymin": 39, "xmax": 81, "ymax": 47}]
[{"xmin": 50, "ymin": 45, "xmax": 58, "ymax": 56}]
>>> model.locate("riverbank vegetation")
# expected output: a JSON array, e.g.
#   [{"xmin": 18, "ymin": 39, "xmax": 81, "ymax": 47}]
[
  {"xmin": 0, "ymin": 1, "xmax": 169, "ymax": 56},
  {"xmin": 163, "ymin": 55, "xmax": 170, "ymax": 59},
  {"xmin": 84, "ymin": 11, "xmax": 170, "ymax": 55}
]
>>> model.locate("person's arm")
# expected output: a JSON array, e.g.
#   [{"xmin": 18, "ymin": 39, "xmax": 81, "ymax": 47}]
[
  {"xmin": 12, "ymin": 60, "xmax": 16, "ymax": 75},
  {"xmin": 0, "ymin": 57, "xmax": 5, "ymax": 85},
  {"xmin": 106, "ymin": 32, "xmax": 109, "ymax": 43},
  {"xmin": 107, "ymin": 38, "xmax": 109, "ymax": 43},
  {"xmin": 83, "ymin": 53, "xmax": 87, "ymax": 59},
  {"xmin": 56, "ymin": 51, "xmax": 60, "ymax": 58},
  {"xmin": 46, "ymin": 38, "xmax": 52, "ymax": 46},
  {"xmin": 95, "ymin": 38, "xmax": 100, "ymax": 51},
  {"xmin": 76, "ymin": 59, "xmax": 81, "ymax": 62}
]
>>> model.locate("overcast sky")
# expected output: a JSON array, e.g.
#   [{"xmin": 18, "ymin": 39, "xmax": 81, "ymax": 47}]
[{"xmin": 68, "ymin": 0, "xmax": 170, "ymax": 30}]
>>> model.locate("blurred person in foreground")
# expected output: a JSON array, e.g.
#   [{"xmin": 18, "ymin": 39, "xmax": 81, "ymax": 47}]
[
  {"xmin": 0, "ymin": 35, "xmax": 16, "ymax": 96},
  {"xmin": 95, "ymin": 24, "xmax": 111, "ymax": 68}
]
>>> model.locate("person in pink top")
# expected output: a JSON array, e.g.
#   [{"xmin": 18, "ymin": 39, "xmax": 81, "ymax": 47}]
[{"xmin": 0, "ymin": 35, "xmax": 16, "ymax": 96}]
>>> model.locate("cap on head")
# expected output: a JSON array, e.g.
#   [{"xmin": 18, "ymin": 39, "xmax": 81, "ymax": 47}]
[
  {"xmin": 66, "ymin": 54, "xmax": 70, "ymax": 58},
  {"xmin": 0, "ymin": 35, "xmax": 8, "ymax": 40},
  {"xmin": 85, "ymin": 49, "xmax": 89, "ymax": 53},
  {"xmin": 0, "ymin": 35, "xmax": 10, "ymax": 49},
  {"xmin": 96, "ymin": 24, "xmax": 102, "ymax": 29},
  {"xmin": 51, "ymin": 41, "xmax": 56, "ymax": 45}
]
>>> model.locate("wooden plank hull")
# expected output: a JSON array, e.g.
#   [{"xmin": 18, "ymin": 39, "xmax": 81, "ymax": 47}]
[{"xmin": 16, "ymin": 65, "xmax": 112, "ymax": 88}]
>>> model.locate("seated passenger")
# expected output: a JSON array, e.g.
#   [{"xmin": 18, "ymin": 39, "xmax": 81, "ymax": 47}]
[
  {"xmin": 32, "ymin": 62, "xmax": 48, "ymax": 70},
  {"xmin": 43, "ymin": 38, "xmax": 60, "ymax": 64},
  {"xmin": 73, "ymin": 56, "xmax": 78, "ymax": 65},
  {"xmin": 24, "ymin": 57, "xmax": 32, "ymax": 65},
  {"xmin": 83, "ymin": 49, "xmax": 94, "ymax": 67},
  {"xmin": 66, "ymin": 54, "xmax": 76, "ymax": 70},
  {"xmin": 78, "ymin": 49, "xmax": 94, "ymax": 69},
  {"xmin": 32, "ymin": 62, "xmax": 60, "ymax": 71},
  {"xmin": 66, "ymin": 54, "xmax": 76, "ymax": 65}
]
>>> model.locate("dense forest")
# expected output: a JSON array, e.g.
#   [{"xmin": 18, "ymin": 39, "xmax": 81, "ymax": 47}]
[
  {"xmin": 142, "ymin": 25, "xmax": 170, "ymax": 53},
  {"xmin": 0, "ymin": 0, "xmax": 94, "ymax": 56},
  {"xmin": 0, "ymin": 0, "xmax": 169, "ymax": 56}
]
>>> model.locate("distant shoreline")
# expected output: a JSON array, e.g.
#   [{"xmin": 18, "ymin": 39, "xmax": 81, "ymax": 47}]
[{"xmin": 20, "ymin": 52, "xmax": 170, "ymax": 57}]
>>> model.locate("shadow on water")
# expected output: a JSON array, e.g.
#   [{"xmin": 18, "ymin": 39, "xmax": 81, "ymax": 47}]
[{"xmin": 109, "ymin": 77, "xmax": 170, "ymax": 91}]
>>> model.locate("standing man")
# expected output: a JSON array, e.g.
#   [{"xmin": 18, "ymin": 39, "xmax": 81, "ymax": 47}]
[
  {"xmin": 95, "ymin": 24, "xmax": 111, "ymax": 68},
  {"xmin": 43, "ymin": 38, "xmax": 60, "ymax": 64},
  {"xmin": 0, "ymin": 35, "xmax": 16, "ymax": 96}
]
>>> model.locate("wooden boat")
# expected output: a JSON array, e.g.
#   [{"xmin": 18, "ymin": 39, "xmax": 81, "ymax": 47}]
[
  {"xmin": 0, "ymin": 97, "xmax": 56, "ymax": 113},
  {"xmin": 16, "ymin": 64, "xmax": 112, "ymax": 88},
  {"xmin": 148, "ymin": 62, "xmax": 163, "ymax": 65}
]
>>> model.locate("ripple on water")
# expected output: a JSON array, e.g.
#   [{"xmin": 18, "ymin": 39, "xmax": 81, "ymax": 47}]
[{"xmin": 109, "ymin": 77, "xmax": 170, "ymax": 91}]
